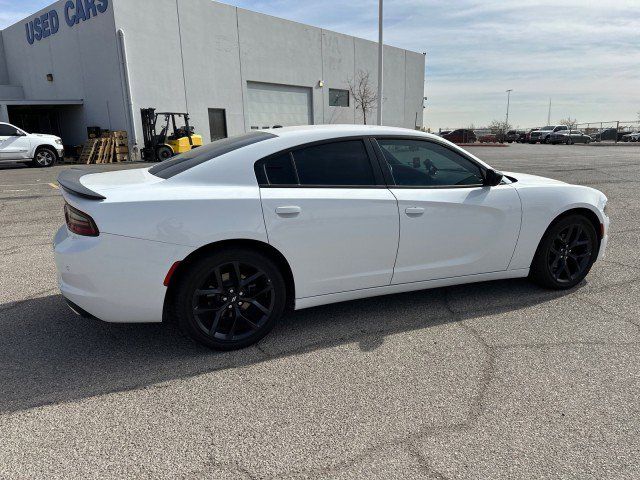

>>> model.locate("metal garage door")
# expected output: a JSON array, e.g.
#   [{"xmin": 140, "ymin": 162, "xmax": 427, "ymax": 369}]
[{"xmin": 246, "ymin": 82, "xmax": 313, "ymax": 129}]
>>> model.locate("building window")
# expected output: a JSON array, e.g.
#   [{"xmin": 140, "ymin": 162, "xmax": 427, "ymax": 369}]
[{"xmin": 329, "ymin": 89, "xmax": 349, "ymax": 107}]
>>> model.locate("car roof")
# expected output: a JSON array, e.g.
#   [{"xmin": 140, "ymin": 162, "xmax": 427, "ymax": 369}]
[{"xmin": 261, "ymin": 124, "xmax": 438, "ymax": 141}]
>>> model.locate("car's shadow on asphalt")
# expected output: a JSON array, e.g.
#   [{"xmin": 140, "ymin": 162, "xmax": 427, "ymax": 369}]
[{"xmin": 0, "ymin": 279, "xmax": 578, "ymax": 414}]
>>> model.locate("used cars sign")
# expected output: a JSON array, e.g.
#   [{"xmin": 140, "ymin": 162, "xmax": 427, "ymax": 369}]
[{"xmin": 25, "ymin": 0, "xmax": 109, "ymax": 45}]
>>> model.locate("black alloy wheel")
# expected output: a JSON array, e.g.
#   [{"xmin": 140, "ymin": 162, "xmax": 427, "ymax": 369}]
[
  {"xmin": 175, "ymin": 249, "xmax": 286, "ymax": 350},
  {"xmin": 530, "ymin": 215, "xmax": 598, "ymax": 289},
  {"xmin": 547, "ymin": 224, "xmax": 593, "ymax": 284}
]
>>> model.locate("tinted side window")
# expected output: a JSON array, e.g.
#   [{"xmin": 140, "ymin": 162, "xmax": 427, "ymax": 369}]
[
  {"xmin": 260, "ymin": 153, "xmax": 298, "ymax": 185},
  {"xmin": 0, "ymin": 124, "xmax": 19, "ymax": 136},
  {"xmin": 292, "ymin": 140, "xmax": 376, "ymax": 186},
  {"xmin": 377, "ymin": 139, "xmax": 484, "ymax": 187}
]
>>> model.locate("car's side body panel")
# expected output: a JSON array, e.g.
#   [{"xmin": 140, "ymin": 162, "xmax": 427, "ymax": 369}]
[
  {"xmin": 507, "ymin": 173, "xmax": 607, "ymax": 270},
  {"xmin": 260, "ymin": 187, "xmax": 400, "ymax": 298},
  {"xmin": 54, "ymin": 225, "xmax": 192, "ymax": 323},
  {"xmin": 296, "ymin": 268, "xmax": 531, "ymax": 310},
  {"xmin": 390, "ymin": 184, "xmax": 522, "ymax": 283},
  {"xmin": 72, "ymin": 171, "xmax": 269, "ymax": 248}
]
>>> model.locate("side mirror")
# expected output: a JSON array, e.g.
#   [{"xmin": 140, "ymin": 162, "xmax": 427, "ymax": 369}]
[{"xmin": 483, "ymin": 168, "xmax": 504, "ymax": 187}]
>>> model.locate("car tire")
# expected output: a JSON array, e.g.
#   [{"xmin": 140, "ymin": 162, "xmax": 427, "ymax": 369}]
[
  {"xmin": 31, "ymin": 146, "xmax": 57, "ymax": 168},
  {"xmin": 174, "ymin": 248, "xmax": 287, "ymax": 350},
  {"xmin": 529, "ymin": 214, "xmax": 598, "ymax": 290}
]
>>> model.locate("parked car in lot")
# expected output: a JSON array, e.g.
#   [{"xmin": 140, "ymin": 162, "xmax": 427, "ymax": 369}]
[
  {"xmin": 0, "ymin": 122, "xmax": 64, "ymax": 167},
  {"xmin": 478, "ymin": 133, "xmax": 499, "ymax": 143},
  {"xmin": 506, "ymin": 130, "xmax": 526, "ymax": 143},
  {"xmin": 54, "ymin": 125, "xmax": 609, "ymax": 350},
  {"xmin": 529, "ymin": 125, "xmax": 569, "ymax": 144},
  {"xmin": 549, "ymin": 130, "xmax": 592, "ymax": 145},
  {"xmin": 621, "ymin": 131, "xmax": 640, "ymax": 142},
  {"xmin": 516, "ymin": 131, "xmax": 529, "ymax": 143},
  {"xmin": 441, "ymin": 129, "xmax": 476, "ymax": 144},
  {"xmin": 591, "ymin": 128, "xmax": 628, "ymax": 142}
]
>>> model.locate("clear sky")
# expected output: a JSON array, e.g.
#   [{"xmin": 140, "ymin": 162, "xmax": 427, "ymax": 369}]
[{"xmin": 2, "ymin": 0, "xmax": 639, "ymax": 130}]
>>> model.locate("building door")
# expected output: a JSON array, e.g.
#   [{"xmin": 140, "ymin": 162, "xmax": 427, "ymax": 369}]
[
  {"xmin": 208, "ymin": 108, "xmax": 227, "ymax": 141},
  {"xmin": 246, "ymin": 82, "xmax": 313, "ymax": 130}
]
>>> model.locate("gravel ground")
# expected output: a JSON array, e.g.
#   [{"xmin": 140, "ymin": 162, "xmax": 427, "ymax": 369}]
[{"xmin": 0, "ymin": 143, "xmax": 638, "ymax": 479}]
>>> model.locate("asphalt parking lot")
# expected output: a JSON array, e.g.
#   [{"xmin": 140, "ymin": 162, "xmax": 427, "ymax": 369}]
[{"xmin": 1, "ymin": 143, "xmax": 639, "ymax": 479}]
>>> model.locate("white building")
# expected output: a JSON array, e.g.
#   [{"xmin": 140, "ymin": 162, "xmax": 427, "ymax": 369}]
[{"xmin": 0, "ymin": 0, "xmax": 426, "ymax": 155}]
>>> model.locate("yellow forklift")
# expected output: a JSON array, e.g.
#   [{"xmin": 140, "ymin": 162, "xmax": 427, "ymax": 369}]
[{"xmin": 141, "ymin": 108, "xmax": 203, "ymax": 162}]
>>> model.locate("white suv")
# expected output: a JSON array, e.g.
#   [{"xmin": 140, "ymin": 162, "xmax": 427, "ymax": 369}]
[{"xmin": 0, "ymin": 122, "xmax": 64, "ymax": 168}]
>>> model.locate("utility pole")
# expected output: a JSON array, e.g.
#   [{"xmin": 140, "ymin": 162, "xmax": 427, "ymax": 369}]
[
  {"xmin": 505, "ymin": 89, "xmax": 513, "ymax": 131},
  {"xmin": 376, "ymin": 0, "xmax": 383, "ymax": 126},
  {"xmin": 547, "ymin": 98, "xmax": 551, "ymax": 125}
]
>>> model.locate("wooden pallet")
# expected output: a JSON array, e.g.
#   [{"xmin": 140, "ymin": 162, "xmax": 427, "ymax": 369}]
[
  {"xmin": 79, "ymin": 138, "xmax": 100, "ymax": 164},
  {"xmin": 78, "ymin": 131, "xmax": 130, "ymax": 164}
]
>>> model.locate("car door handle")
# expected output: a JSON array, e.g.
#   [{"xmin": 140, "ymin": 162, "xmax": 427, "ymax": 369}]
[
  {"xmin": 405, "ymin": 207, "xmax": 425, "ymax": 216},
  {"xmin": 275, "ymin": 206, "xmax": 301, "ymax": 216}
]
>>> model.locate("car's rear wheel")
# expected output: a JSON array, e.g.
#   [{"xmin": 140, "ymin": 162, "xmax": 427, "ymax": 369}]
[
  {"xmin": 32, "ymin": 147, "xmax": 57, "ymax": 168},
  {"xmin": 174, "ymin": 249, "xmax": 286, "ymax": 350},
  {"xmin": 529, "ymin": 215, "xmax": 598, "ymax": 289}
]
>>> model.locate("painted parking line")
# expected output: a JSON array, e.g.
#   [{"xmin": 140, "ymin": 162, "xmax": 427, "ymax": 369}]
[{"xmin": 49, "ymin": 183, "xmax": 59, "ymax": 189}]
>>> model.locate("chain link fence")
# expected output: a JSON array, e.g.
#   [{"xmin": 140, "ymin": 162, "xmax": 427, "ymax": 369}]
[{"xmin": 575, "ymin": 120, "xmax": 640, "ymax": 143}]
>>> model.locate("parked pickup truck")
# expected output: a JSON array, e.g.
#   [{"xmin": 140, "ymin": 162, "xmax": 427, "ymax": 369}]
[
  {"xmin": 0, "ymin": 122, "xmax": 64, "ymax": 167},
  {"xmin": 528, "ymin": 125, "xmax": 569, "ymax": 144}
]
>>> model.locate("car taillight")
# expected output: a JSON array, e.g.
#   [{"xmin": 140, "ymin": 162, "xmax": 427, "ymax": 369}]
[{"xmin": 64, "ymin": 203, "xmax": 99, "ymax": 236}]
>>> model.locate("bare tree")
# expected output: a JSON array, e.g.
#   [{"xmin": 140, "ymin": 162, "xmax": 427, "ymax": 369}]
[
  {"xmin": 488, "ymin": 119, "xmax": 511, "ymax": 134},
  {"xmin": 348, "ymin": 70, "xmax": 378, "ymax": 125},
  {"xmin": 559, "ymin": 117, "xmax": 578, "ymax": 129}
]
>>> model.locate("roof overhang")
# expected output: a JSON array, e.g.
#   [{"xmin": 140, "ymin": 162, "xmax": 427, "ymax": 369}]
[{"xmin": 0, "ymin": 99, "xmax": 84, "ymax": 105}]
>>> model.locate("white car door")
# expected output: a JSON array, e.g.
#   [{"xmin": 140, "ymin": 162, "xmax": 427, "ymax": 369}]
[
  {"xmin": 374, "ymin": 137, "xmax": 522, "ymax": 284},
  {"xmin": 0, "ymin": 123, "xmax": 31, "ymax": 160},
  {"xmin": 258, "ymin": 139, "xmax": 400, "ymax": 299}
]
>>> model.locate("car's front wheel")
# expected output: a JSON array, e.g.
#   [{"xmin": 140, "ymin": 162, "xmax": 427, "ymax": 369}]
[
  {"xmin": 174, "ymin": 248, "xmax": 286, "ymax": 350},
  {"xmin": 32, "ymin": 147, "xmax": 57, "ymax": 168},
  {"xmin": 529, "ymin": 215, "xmax": 598, "ymax": 289}
]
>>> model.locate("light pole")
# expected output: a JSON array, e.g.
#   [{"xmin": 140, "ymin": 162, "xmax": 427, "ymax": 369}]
[
  {"xmin": 505, "ymin": 89, "xmax": 512, "ymax": 132},
  {"xmin": 376, "ymin": 0, "xmax": 383, "ymax": 126}
]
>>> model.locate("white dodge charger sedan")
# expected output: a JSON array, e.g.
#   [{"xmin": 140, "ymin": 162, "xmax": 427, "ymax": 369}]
[{"xmin": 54, "ymin": 125, "xmax": 609, "ymax": 349}]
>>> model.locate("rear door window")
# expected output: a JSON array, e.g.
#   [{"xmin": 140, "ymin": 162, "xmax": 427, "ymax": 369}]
[
  {"xmin": 255, "ymin": 140, "xmax": 378, "ymax": 187},
  {"xmin": 292, "ymin": 140, "xmax": 376, "ymax": 186}
]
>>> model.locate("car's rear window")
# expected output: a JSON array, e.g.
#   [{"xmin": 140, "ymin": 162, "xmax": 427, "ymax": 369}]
[{"xmin": 149, "ymin": 131, "xmax": 277, "ymax": 179}]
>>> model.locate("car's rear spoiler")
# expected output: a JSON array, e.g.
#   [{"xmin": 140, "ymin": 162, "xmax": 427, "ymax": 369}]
[{"xmin": 57, "ymin": 169, "xmax": 106, "ymax": 200}]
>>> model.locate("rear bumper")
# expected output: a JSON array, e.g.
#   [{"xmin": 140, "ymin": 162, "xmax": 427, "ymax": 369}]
[{"xmin": 54, "ymin": 226, "xmax": 192, "ymax": 323}]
